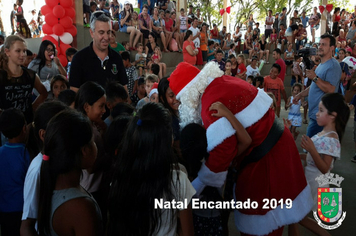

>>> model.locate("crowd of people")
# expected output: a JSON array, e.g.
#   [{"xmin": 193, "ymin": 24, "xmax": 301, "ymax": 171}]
[{"xmin": 0, "ymin": 1, "xmax": 356, "ymax": 236}]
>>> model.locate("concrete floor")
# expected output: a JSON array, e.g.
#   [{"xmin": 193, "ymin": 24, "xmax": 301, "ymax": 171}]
[{"xmin": 228, "ymin": 101, "xmax": 356, "ymax": 236}]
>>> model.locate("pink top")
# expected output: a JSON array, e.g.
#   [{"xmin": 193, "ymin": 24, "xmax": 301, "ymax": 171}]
[{"xmin": 270, "ymin": 33, "xmax": 277, "ymax": 41}]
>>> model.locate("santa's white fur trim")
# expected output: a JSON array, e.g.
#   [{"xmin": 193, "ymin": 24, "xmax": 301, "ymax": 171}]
[
  {"xmin": 234, "ymin": 184, "xmax": 313, "ymax": 235},
  {"xmin": 197, "ymin": 162, "xmax": 228, "ymax": 187},
  {"xmin": 178, "ymin": 62, "xmax": 224, "ymax": 129},
  {"xmin": 206, "ymin": 89, "xmax": 272, "ymax": 152}
]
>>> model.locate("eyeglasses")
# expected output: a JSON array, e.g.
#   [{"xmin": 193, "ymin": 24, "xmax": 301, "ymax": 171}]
[{"xmin": 46, "ymin": 48, "xmax": 55, "ymax": 53}]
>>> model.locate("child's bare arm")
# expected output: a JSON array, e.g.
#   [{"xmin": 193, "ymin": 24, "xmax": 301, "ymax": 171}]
[
  {"xmin": 209, "ymin": 102, "xmax": 252, "ymax": 156},
  {"xmin": 286, "ymin": 96, "xmax": 292, "ymax": 109}
]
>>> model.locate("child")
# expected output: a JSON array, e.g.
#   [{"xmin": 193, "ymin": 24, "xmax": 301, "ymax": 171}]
[
  {"xmin": 58, "ymin": 89, "xmax": 76, "ymax": 108},
  {"xmin": 179, "ymin": 8, "xmax": 188, "ymax": 36},
  {"xmin": 136, "ymin": 74, "xmax": 159, "ymax": 110},
  {"xmin": 130, "ymin": 77, "xmax": 146, "ymax": 107},
  {"xmin": 0, "ymin": 108, "xmax": 30, "ymax": 236},
  {"xmin": 107, "ymin": 103, "xmax": 195, "ymax": 236},
  {"xmin": 20, "ymin": 101, "xmax": 68, "ymax": 235},
  {"xmin": 246, "ymin": 75, "xmax": 254, "ymax": 84},
  {"xmin": 224, "ymin": 59, "xmax": 232, "ymax": 76},
  {"xmin": 121, "ymin": 51, "xmax": 138, "ymax": 96},
  {"xmin": 207, "ymin": 40, "xmax": 216, "ymax": 62},
  {"xmin": 50, "ymin": 75, "xmax": 69, "ymax": 99},
  {"xmin": 270, "ymin": 28, "xmax": 278, "ymax": 50},
  {"xmin": 150, "ymin": 64, "xmax": 160, "ymax": 78},
  {"xmin": 236, "ymin": 54, "xmax": 247, "ymax": 79},
  {"xmin": 134, "ymin": 43, "xmax": 146, "ymax": 76},
  {"xmin": 65, "ymin": 47, "xmax": 77, "ymax": 79},
  {"xmin": 246, "ymin": 56, "xmax": 260, "ymax": 79},
  {"xmin": 212, "ymin": 49, "xmax": 225, "ymax": 71},
  {"xmin": 180, "ymin": 102, "xmax": 251, "ymax": 236},
  {"xmin": 252, "ymin": 76, "xmax": 264, "ymax": 88},
  {"xmin": 75, "ymin": 82, "xmax": 109, "ymax": 222},
  {"xmin": 104, "ymin": 82, "xmax": 129, "ymax": 127},
  {"xmin": 151, "ymin": 47, "xmax": 165, "ymax": 78},
  {"xmin": 263, "ymin": 63, "xmax": 287, "ymax": 117},
  {"xmin": 122, "ymin": 41, "xmax": 130, "ymax": 51},
  {"xmin": 148, "ymin": 82, "xmax": 159, "ymax": 103},
  {"xmin": 292, "ymin": 55, "xmax": 303, "ymax": 84},
  {"xmin": 300, "ymin": 93, "xmax": 349, "ymax": 235},
  {"xmin": 38, "ymin": 110, "xmax": 102, "ymax": 235},
  {"xmin": 286, "ymin": 83, "xmax": 303, "ymax": 140},
  {"xmin": 228, "ymin": 43, "xmax": 237, "ymax": 58}
]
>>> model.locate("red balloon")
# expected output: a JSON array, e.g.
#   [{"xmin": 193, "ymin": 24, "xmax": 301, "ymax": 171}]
[
  {"xmin": 42, "ymin": 24, "xmax": 53, "ymax": 34},
  {"xmin": 60, "ymin": 16, "xmax": 73, "ymax": 29},
  {"xmin": 45, "ymin": 13, "xmax": 58, "ymax": 26},
  {"xmin": 43, "ymin": 35, "xmax": 58, "ymax": 47},
  {"xmin": 41, "ymin": 5, "xmax": 52, "ymax": 15},
  {"xmin": 65, "ymin": 7, "xmax": 75, "ymax": 19},
  {"xmin": 59, "ymin": 43, "xmax": 71, "ymax": 55},
  {"xmin": 53, "ymin": 24, "xmax": 64, "ymax": 36},
  {"xmin": 58, "ymin": 54, "xmax": 68, "ymax": 67},
  {"xmin": 66, "ymin": 25, "xmax": 77, "ymax": 37},
  {"xmin": 60, "ymin": 0, "xmax": 73, "ymax": 8},
  {"xmin": 53, "ymin": 5, "xmax": 66, "ymax": 19},
  {"xmin": 45, "ymin": 0, "xmax": 60, "ymax": 8}
]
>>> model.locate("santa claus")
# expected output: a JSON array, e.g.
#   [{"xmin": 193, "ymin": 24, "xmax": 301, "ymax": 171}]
[{"xmin": 168, "ymin": 62, "xmax": 313, "ymax": 235}]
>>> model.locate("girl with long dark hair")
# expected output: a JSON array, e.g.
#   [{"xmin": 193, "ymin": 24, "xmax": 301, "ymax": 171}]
[
  {"xmin": 37, "ymin": 110, "xmax": 102, "ymax": 236},
  {"xmin": 108, "ymin": 103, "xmax": 195, "ymax": 236},
  {"xmin": 28, "ymin": 40, "xmax": 66, "ymax": 95}
]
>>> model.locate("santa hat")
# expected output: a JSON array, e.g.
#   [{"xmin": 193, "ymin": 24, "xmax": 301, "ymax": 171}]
[{"xmin": 149, "ymin": 82, "xmax": 158, "ymax": 99}]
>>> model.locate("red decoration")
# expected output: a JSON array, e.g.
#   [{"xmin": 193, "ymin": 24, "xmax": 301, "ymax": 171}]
[
  {"xmin": 58, "ymin": 54, "xmax": 68, "ymax": 67},
  {"xmin": 53, "ymin": 5, "xmax": 66, "ymax": 18},
  {"xmin": 326, "ymin": 4, "xmax": 333, "ymax": 13},
  {"xmin": 45, "ymin": 13, "xmax": 58, "ymax": 26},
  {"xmin": 65, "ymin": 7, "xmax": 76, "ymax": 19},
  {"xmin": 66, "ymin": 25, "xmax": 77, "ymax": 37},
  {"xmin": 45, "ymin": 0, "xmax": 60, "ymax": 8},
  {"xmin": 42, "ymin": 35, "xmax": 58, "ymax": 47},
  {"xmin": 226, "ymin": 6, "xmax": 231, "ymax": 14},
  {"xmin": 319, "ymin": 4, "xmax": 333, "ymax": 14},
  {"xmin": 59, "ymin": 0, "xmax": 73, "ymax": 8},
  {"xmin": 220, "ymin": 8, "xmax": 225, "ymax": 16},
  {"xmin": 60, "ymin": 16, "xmax": 73, "ymax": 29},
  {"xmin": 41, "ymin": 5, "xmax": 52, "ymax": 15},
  {"xmin": 53, "ymin": 24, "xmax": 64, "ymax": 36},
  {"xmin": 59, "ymin": 42, "xmax": 71, "ymax": 55},
  {"xmin": 42, "ymin": 24, "xmax": 53, "ymax": 34}
]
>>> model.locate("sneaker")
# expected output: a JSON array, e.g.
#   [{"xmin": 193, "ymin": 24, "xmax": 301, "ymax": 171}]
[{"xmin": 351, "ymin": 155, "xmax": 356, "ymax": 163}]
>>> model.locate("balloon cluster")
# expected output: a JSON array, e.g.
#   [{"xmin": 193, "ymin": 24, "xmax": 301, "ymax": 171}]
[{"xmin": 41, "ymin": 0, "xmax": 77, "ymax": 67}]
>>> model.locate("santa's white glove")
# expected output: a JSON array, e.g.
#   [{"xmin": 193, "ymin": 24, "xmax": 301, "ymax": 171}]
[{"xmin": 192, "ymin": 176, "xmax": 206, "ymax": 196}]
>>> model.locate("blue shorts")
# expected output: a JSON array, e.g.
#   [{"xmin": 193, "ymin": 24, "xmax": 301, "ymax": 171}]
[
  {"xmin": 180, "ymin": 29, "xmax": 187, "ymax": 33},
  {"xmin": 120, "ymin": 25, "xmax": 128, "ymax": 33}
]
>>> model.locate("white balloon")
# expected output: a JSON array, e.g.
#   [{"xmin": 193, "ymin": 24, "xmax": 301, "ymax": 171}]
[
  {"xmin": 50, "ymin": 34, "xmax": 59, "ymax": 41},
  {"xmin": 60, "ymin": 32, "xmax": 73, "ymax": 45}
]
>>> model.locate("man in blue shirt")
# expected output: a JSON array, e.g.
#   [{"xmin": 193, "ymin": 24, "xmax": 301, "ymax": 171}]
[{"xmin": 293, "ymin": 34, "xmax": 341, "ymax": 137}]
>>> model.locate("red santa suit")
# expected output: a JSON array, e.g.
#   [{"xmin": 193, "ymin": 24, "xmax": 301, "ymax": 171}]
[{"xmin": 168, "ymin": 62, "xmax": 313, "ymax": 235}]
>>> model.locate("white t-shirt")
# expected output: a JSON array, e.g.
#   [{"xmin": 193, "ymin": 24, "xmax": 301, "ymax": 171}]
[
  {"xmin": 22, "ymin": 153, "xmax": 43, "ymax": 220},
  {"xmin": 246, "ymin": 65, "xmax": 260, "ymax": 78},
  {"xmin": 265, "ymin": 16, "xmax": 274, "ymax": 30},
  {"xmin": 189, "ymin": 26, "xmax": 200, "ymax": 48},
  {"xmin": 154, "ymin": 169, "xmax": 196, "ymax": 236}
]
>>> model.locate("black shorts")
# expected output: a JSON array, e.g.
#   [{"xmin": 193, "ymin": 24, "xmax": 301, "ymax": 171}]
[
  {"xmin": 265, "ymin": 29, "xmax": 272, "ymax": 39},
  {"xmin": 83, "ymin": 4, "xmax": 90, "ymax": 14},
  {"xmin": 202, "ymin": 50, "xmax": 207, "ymax": 62},
  {"xmin": 141, "ymin": 29, "xmax": 150, "ymax": 39}
]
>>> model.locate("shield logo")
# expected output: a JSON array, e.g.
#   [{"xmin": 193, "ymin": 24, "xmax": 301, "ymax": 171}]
[{"xmin": 317, "ymin": 188, "xmax": 342, "ymax": 223}]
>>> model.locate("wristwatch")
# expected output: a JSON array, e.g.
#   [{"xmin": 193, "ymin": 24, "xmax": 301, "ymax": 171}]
[{"xmin": 313, "ymin": 76, "xmax": 319, "ymax": 83}]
